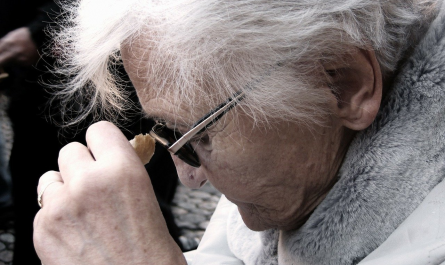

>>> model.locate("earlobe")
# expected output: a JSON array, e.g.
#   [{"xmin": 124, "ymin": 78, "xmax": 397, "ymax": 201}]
[{"xmin": 327, "ymin": 49, "xmax": 382, "ymax": 131}]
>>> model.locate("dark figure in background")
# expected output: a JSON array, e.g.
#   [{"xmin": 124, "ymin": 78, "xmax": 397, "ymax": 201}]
[
  {"xmin": 0, "ymin": 1, "xmax": 61, "ymax": 264},
  {"xmin": 0, "ymin": 2, "xmax": 182, "ymax": 264}
]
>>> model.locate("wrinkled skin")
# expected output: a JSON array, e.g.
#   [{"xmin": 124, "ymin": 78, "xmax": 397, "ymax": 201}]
[
  {"xmin": 33, "ymin": 36, "xmax": 380, "ymax": 264},
  {"xmin": 120, "ymin": 42, "xmax": 353, "ymax": 231},
  {"xmin": 34, "ymin": 122, "xmax": 186, "ymax": 265}
]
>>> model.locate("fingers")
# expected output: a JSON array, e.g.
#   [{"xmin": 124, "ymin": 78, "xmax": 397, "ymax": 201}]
[
  {"xmin": 37, "ymin": 171, "xmax": 64, "ymax": 209},
  {"xmin": 85, "ymin": 121, "xmax": 137, "ymax": 162},
  {"xmin": 58, "ymin": 141, "xmax": 95, "ymax": 182}
]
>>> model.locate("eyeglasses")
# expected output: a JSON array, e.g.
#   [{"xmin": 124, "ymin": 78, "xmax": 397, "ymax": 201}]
[
  {"xmin": 149, "ymin": 90, "xmax": 246, "ymax": 167},
  {"xmin": 149, "ymin": 61, "xmax": 285, "ymax": 167}
]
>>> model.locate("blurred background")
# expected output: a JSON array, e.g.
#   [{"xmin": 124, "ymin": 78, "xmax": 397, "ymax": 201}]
[{"xmin": 0, "ymin": 1, "xmax": 222, "ymax": 264}]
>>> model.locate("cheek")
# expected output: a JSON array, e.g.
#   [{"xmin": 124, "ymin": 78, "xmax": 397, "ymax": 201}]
[{"xmin": 204, "ymin": 133, "xmax": 275, "ymax": 197}]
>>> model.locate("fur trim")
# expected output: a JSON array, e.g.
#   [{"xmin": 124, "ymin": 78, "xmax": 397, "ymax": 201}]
[{"xmin": 228, "ymin": 2, "xmax": 445, "ymax": 264}]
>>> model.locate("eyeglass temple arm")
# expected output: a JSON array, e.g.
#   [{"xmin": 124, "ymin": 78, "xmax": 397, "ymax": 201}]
[
  {"xmin": 193, "ymin": 91, "xmax": 246, "ymax": 132},
  {"xmin": 168, "ymin": 91, "xmax": 245, "ymax": 154}
]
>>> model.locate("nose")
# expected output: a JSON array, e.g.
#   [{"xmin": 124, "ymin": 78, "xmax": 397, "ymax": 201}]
[{"xmin": 172, "ymin": 156, "xmax": 208, "ymax": 189}]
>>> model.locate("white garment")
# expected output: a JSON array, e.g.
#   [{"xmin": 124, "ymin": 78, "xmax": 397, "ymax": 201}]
[
  {"xmin": 184, "ymin": 195, "xmax": 243, "ymax": 265},
  {"xmin": 186, "ymin": 180, "xmax": 445, "ymax": 264},
  {"xmin": 359, "ymin": 178, "xmax": 445, "ymax": 265}
]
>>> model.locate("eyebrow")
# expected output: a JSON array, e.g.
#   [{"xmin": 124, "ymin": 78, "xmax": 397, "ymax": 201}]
[{"xmin": 147, "ymin": 61, "xmax": 286, "ymax": 131}]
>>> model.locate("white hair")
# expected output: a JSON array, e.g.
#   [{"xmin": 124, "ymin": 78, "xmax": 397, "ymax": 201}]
[{"xmin": 50, "ymin": 0, "xmax": 440, "ymax": 127}]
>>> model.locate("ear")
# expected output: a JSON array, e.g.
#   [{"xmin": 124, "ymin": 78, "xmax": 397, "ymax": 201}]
[{"xmin": 325, "ymin": 49, "xmax": 382, "ymax": 131}]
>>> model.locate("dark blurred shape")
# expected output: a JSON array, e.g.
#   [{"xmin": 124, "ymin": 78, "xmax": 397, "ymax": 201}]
[{"xmin": 0, "ymin": 1, "xmax": 62, "ymax": 264}]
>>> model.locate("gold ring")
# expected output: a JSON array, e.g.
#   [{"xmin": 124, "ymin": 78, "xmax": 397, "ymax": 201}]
[{"xmin": 37, "ymin": 181, "xmax": 59, "ymax": 208}]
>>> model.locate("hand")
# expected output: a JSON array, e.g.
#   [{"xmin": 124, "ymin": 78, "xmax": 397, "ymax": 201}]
[
  {"xmin": 0, "ymin": 27, "xmax": 39, "ymax": 67},
  {"xmin": 33, "ymin": 121, "xmax": 186, "ymax": 265}
]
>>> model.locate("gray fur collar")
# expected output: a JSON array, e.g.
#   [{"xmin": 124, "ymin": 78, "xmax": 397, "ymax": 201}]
[{"xmin": 227, "ymin": 3, "xmax": 445, "ymax": 265}]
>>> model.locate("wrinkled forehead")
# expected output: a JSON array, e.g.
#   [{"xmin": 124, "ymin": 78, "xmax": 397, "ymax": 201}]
[
  {"xmin": 119, "ymin": 21, "xmax": 327, "ymax": 129},
  {"xmin": 120, "ymin": 37, "xmax": 225, "ymax": 125}
]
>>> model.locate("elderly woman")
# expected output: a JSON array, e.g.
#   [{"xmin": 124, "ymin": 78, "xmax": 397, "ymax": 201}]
[{"xmin": 33, "ymin": 0, "xmax": 445, "ymax": 264}]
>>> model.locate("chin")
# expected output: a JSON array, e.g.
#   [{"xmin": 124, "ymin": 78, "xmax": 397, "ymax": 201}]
[
  {"xmin": 237, "ymin": 205, "xmax": 309, "ymax": 232},
  {"xmin": 237, "ymin": 206, "xmax": 271, "ymax": 232}
]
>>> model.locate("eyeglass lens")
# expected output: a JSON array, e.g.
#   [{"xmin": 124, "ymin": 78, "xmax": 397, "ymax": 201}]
[{"xmin": 152, "ymin": 124, "xmax": 201, "ymax": 167}]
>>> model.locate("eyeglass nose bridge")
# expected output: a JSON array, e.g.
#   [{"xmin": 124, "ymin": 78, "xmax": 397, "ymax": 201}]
[
  {"xmin": 149, "ymin": 126, "xmax": 201, "ymax": 168},
  {"xmin": 149, "ymin": 124, "xmax": 171, "ymax": 147}
]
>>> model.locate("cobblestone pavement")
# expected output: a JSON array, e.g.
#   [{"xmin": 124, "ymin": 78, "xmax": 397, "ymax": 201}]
[
  {"xmin": 173, "ymin": 182, "xmax": 222, "ymax": 251},
  {"xmin": 0, "ymin": 93, "xmax": 14, "ymax": 265},
  {"xmin": 0, "ymin": 181, "xmax": 221, "ymax": 264},
  {"xmin": 0, "ymin": 220, "xmax": 14, "ymax": 265}
]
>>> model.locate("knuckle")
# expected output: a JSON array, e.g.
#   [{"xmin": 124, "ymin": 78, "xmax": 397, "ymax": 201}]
[
  {"xmin": 86, "ymin": 121, "xmax": 113, "ymax": 135},
  {"xmin": 85, "ymin": 121, "xmax": 118, "ymax": 144},
  {"xmin": 58, "ymin": 141, "xmax": 85, "ymax": 163},
  {"xmin": 37, "ymin": 192, "xmax": 70, "ymax": 223},
  {"xmin": 59, "ymin": 141, "xmax": 84, "ymax": 156},
  {"xmin": 43, "ymin": 201, "xmax": 71, "ymax": 227},
  {"xmin": 38, "ymin": 170, "xmax": 60, "ymax": 185}
]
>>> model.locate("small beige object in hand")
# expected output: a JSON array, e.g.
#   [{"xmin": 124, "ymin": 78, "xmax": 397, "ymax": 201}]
[
  {"xmin": 37, "ymin": 181, "xmax": 59, "ymax": 208},
  {"xmin": 129, "ymin": 133, "xmax": 156, "ymax": 165}
]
